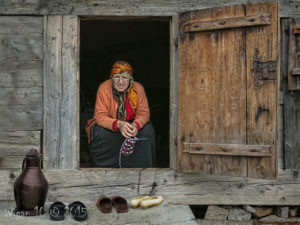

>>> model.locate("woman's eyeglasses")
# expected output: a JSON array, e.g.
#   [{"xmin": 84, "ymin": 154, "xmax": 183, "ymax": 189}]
[{"xmin": 113, "ymin": 75, "xmax": 130, "ymax": 82}]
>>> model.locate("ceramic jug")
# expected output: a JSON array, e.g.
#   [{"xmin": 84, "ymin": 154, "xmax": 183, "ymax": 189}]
[{"xmin": 14, "ymin": 149, "xmax": 48, "ymax": 216}]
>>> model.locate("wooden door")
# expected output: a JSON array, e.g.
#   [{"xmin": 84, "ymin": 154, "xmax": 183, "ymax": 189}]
[{"xmin": 177, "ymin": 2, "xmax": 279, "ymax": 179}]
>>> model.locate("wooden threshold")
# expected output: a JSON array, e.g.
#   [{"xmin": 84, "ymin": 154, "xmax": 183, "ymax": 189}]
[
  {"xmin": 183, "ymin": 142, "xmax": 272, "ymax": 157},
  {"xmin": 1, "ymin": 169, "xmax": 300, "ymax": 206},
  {"xmin": 183, "ymin": 14, "xmax": 271, "ymax": 33}
]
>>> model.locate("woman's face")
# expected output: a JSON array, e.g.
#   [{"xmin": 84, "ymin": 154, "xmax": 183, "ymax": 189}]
[{"xmin": 112, "ymin": 72, "xmax": 130, "ymax": 92}]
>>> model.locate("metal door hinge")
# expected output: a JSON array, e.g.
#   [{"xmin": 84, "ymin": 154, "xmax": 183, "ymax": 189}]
[{"xmin": 252, "ymin": 49, "xmax": 277, "ymax": 86}]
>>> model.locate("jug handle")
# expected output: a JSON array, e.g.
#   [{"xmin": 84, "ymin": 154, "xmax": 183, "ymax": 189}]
[{"xmin": 22, "ymin": 158, "xmax": 26, "ymax": 171}]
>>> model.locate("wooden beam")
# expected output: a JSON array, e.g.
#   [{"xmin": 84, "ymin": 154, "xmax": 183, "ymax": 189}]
[
  {"xmin": 43, "ymin": 15, "xmax": 79, "ymax": 169},
  {"xmin": 0, "ymin": 0, "xmax": 299, "ymax": 17},
  {"xmin": 1, "ymin": 168, "xmax": 300, "ymax": 205},
  {"xmin": 0, "ymin": 16, "xmax": 43, "ymax": 35},
  {"xmin": 0, "ymin": 131, "xmax": 40, "ymax": 169},
  {"xmin": 184, "ymin": 14, "xmax": 271, "ymax": 33},
  {"xmin": 0, "ymin": 34, "xmax": 43, "ymax": 61},
  {"xmin": 292, "ymin": 68, "xmax": 300, "ymax": 75},
  {"xmin": 0, "ymin": 61, "xmax": 43, "ymax": 88},
  {"xmin": 183, "ymin": 142, "xmax": 272, "ymax": 157},
  {"xmin": 294, "ymin": 26, "xmax": 300, "ymax": 34}
]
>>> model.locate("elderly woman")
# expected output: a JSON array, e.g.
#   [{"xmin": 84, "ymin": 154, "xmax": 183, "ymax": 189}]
[{"xmin": 86, "ymin": 61, "xmax": 155, "ymax": 168}]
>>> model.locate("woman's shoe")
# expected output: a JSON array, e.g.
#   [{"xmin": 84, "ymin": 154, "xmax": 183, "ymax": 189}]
[
  {"xmin": 68, "ymin": 201, "xmax": 88, "ymax": 221},
  {"xmin": 130, "ymin": 196, "xmax": 150, "ymax": 208},
  {"xmin": 140, "ymin": 196, "xmax": 163, "ymax": 209},
  {"xmin": 96, "ymin": 196, "xmax": 112, "ymax": 213},
  {"xmin": 49, "ymin": 201, "xmax": 67, "ymax": 221},
  {"xmin": 111, "ymin": 196, "xmax": 128, "ymax": 213}
]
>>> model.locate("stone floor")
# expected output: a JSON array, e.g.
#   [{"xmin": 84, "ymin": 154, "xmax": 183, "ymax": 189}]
[{"xmin": 0, "ymin": 201, "xmax": 197, "ymax": 225}]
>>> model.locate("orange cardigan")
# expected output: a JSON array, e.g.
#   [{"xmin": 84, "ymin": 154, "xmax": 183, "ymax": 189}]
[{"xmin": 86, "ymin": 79, "xmax": 150, "ymax": 143}]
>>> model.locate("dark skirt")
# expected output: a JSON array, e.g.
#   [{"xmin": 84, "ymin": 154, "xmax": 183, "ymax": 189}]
[{"xmin": 89, "ymin": 123, "xmax": 156, "ymax": 168}]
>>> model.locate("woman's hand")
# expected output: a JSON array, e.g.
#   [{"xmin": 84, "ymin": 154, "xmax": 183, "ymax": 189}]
[
  {"xmin": 131, "ymin": 123, "xmax": 138, "ymax": 137},
  {"xmin": 117, "ymin": 121, "xmax": 136, "ymax": 138}
]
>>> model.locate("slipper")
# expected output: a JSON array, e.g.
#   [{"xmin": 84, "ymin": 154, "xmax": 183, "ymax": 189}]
[
  {"xmin": 140, "ymin": 196, "xmax": 163, "ymax": 209},
  {"xmin": 49, "ymin": 201, "xmax": 67, "ymax": 221},
  {"xmin": 130, "ymin": 196, "xmax": 150, "ymax": 208},
  {"xmin": 111, "ymin": 196, "xmax": 128, "ymax": 213},
  {"xmin": 96, "ymin": 196, "xmax": 112, "ymax": 213},
  {"xmin": 68, "ymin": 201, "xmax": 88, "ymax": 221}
]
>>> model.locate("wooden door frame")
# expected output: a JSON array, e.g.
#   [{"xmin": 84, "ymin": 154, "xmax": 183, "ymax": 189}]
[{"xmin": 44, "ymin": 15, "xmax": 176, "ymax": 169}]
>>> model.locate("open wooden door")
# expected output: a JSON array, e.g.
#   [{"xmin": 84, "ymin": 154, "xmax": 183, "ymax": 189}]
[{"xmin": 177, "ymin": 2, "xmax": 279, "ymax": 179}]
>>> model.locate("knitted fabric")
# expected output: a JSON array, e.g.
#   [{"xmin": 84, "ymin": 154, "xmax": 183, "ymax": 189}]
[{"xmin": 119, "ymin": 137, "xmax": 138, "ymax": 168}]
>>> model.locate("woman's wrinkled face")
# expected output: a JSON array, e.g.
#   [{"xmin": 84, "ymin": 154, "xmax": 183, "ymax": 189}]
[{"xmin": 112, "ymin": 72, "xmax": 130, "ymax": 92}]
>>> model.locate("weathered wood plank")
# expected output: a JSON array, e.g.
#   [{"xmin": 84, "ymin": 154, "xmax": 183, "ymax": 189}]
[
  {"xmin": 170, "ymin": 15, "xmax": 178, "ymax": 170},
  {"xmin": 0, "ymin": 34, "xmax": 43, "ymax": 61},
  {"xmin": 43, "ymin": 15, "xmax": 79, "ymax": 169},
  {"xmin": 288, "ymin": 18, "xmax": 300, "ymax": 90},
  {"xmin": 0, "ymin": 61, "xmax": 43, "ymax": 88},
  {"xmin": 246, "ymin": 2, "xmax": 279, "ymax": 178},
  {"xmin": 1, "ymin": 169, "xmax": 300, "ymax": 205},
  {"xmin": 60, "ymin": 15, "xmax": 79, "ymax": 169},
  {"xmin": 292, "ymin": 68, "xmax": 300, "ymax": 75},
  {"xmin": 43, "ymin": 15, "xmax": 63, "ymax": 169},
  {"xmin": 183, "ymin": 142, "xmax": 272, "ymax": 157},
  {"xmin": 184, "ymin": 14, "xmax": 271, "ymax": 33},
  {"xmin": 283, "ymin": 17, "xmax": 300, "ymax": 169},
  {"xmin": 0, "ymin": 131, "xmax": 40, "ymax": 169},
  {"xmin": 0, "ymin": 104, "xmax": 42, "ymax": 131},
  {"xmin": 0, "ymin": 0, "xmax": 299, "ymax": 17},
  {"xmin": 0, "ymin": 16, "xmax": 43, "ymax": 34},
  {"xmin": 0, "ymin": 87, "xmax": 42, "ymax": 106},
  {"xmin": 294, "ymin": 26, "xmax": 300, "ymax": 34}
]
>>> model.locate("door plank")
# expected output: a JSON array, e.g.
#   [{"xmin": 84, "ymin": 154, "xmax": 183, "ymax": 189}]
[
  {"xmin": 184, "ymin": 14, "xmax": 271, "ymax": 33},
  {"xmin": 183, "ymin": 142, "xmax": 272, "ymax": 157},
  {"xmin": 246, "ymin": 2, "xmax": 279, "ymax": 179}
]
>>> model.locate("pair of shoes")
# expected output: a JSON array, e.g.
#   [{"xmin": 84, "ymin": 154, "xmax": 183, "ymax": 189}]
[
  {"xmin": 130, "ymin": 196, "xmax": 163, "ymax": 209},
  {"xmin": 96, "ymin": 195, "xmax": 128, "ymax": 213},
  {"xmin": 49, "ymin": 201, "xmax": 87, "ymax": 221}
]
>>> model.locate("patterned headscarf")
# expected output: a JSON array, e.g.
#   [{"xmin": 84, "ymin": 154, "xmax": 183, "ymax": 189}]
[{"xmin": 111, "ymin": 61, "xmax": 138, "ymax": 120}]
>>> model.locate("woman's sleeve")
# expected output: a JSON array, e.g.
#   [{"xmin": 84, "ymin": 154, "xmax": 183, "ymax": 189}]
[
  {"xmin": 133, "ymin": 83, "xmax": 150, "ymax": 130},
  {"xmin": 94, "ymin": 85, "xmax": 117, "ymax": 131}
]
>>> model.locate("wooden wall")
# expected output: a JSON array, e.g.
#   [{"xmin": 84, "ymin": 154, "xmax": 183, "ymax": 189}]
[
  {"xmin": 0, "ymin": 1, "xmax": 300, "ymax": 171},
  {"xmin": 281, "ymin": 18, "xmax": 300, "ymax": 169},
  {"xmin": 0, "ymin": 16, "xmax": 43, "ymax": 169}
]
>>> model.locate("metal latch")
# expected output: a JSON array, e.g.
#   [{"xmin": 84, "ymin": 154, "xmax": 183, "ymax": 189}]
[{"xmin": 252, "ymin": 49, "xmax": 277, "ymax": 86}]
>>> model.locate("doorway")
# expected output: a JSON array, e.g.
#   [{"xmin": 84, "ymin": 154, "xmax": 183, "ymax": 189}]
[{"xmin": 79, "ymin": 17, "xmax": 170, "ymax": 168}]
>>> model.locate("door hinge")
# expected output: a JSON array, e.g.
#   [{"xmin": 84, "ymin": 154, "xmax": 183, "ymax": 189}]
[{"xmin": 252, "ymin": 49, "xmax": 277, "ymax": 86}]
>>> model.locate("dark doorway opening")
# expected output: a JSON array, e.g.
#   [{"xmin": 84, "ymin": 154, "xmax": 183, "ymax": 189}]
[{"xmin": 80, "ymin": 18, "xmax": 170, "ymax": 168}]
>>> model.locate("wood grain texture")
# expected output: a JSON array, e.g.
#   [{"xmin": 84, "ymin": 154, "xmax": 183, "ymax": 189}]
[
  {"xmin": 43, "ymin": 15, "xmax": 63, "ymax": 169},
  {"xmin": 0, "ymin": 88, "xmax": 42, "ymax": 106},
  {"xmin": 0, "ymin": 34, "xmax": 43, "ymax": 61},
  {"xmin": 183, "ymin": 142, "xmax": 272, "ymax": 157},
  {"xmin": 60, "ymin": 15, "xmax": 79, "ymax": 169},
  {"xmin": 1, "ymin": 168, "xmax": 300, "ymax": 205},
  {"xmin": 0, "ymin": 131, "xmax": 40, "ymax": 169},
  {"xmin": 0, "ymin": 0, "xmax": 299, "ymax": 17},
  {"xmin": 184, "ymin": 14, "xmax": 271, "ymax": 33},
  {"xmin": 178, "ymin": 4, "xmax": 247, "ymax": 177},
  {"xmin": 288, "ymin": 18, "xmax": 300, "ymax": 90},
  {"xmin": 282, "ymin": 18, "xmax": 300, "ymax": 169},
  {"xmin": 169, "ymin": 15, "xmax": 178, "ymax": 170},
  {"xmin": 246, "ymin": 2, "xmax": 279, "ymax": 179},
  {"xmin": 43, "ymin": 15, "xmax": 79, "ymax": 169},
  {"xmin": 0, "ymin": 105, "xmax": 42, "ymax": 132},
  {"xmin": 0, "ymin": 61, "xmax": 43, "ymax": 88},
  {"xmin": 0, "ymin": 16, "xmax": 43, "ymax": 34}
]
